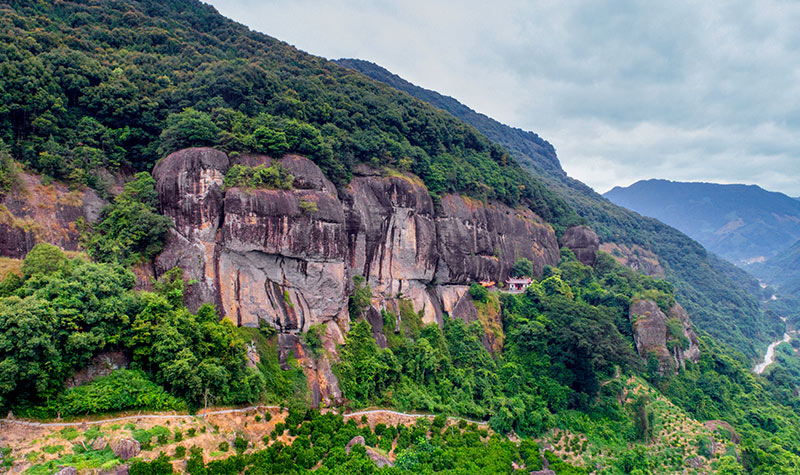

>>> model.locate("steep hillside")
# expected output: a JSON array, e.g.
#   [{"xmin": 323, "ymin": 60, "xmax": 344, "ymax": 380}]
[
  {"xmin": 337, "ymin": 59, "xmax": 779, "ymax": 357},
  {"xmin": 0, "ymin": 0, "xmax": 578, "ymax": 231},
  {"xmin": 754, "ymin": 239, "xmax": 800, "ymax": 296},
  {"xmin": 3, "ymin": 1, "xmax": 800, "ymax": 473},
  {"xmin": 604, "ymin": 179, "xmax": 800, "ymax": 265}
]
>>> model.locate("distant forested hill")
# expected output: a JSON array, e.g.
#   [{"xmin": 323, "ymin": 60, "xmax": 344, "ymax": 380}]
[
  {"xmin": 604, "ymin": 179, "xmax": 800, "ymax": 265},
  {"xmin": 337, "ymin": 59, "xmax": 779, "ymax": 357}
]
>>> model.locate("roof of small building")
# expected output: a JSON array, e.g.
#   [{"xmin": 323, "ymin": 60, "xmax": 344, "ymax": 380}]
[{"xmin": 505, "ymin": 277, "xmax": 533, "ymax": 284}]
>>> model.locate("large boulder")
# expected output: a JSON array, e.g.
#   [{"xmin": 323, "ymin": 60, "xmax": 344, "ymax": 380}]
[
  {"xmin": 561, "ymin": 225, "xmax": 599, "ymax": 266},
  {"xmin": 600, "ymin": 242, "xmax": 665, "ymax": 278},
  {"xmin": 345, "ymin": 436, "xmax": 366, "ymax": 455},
  {"xmin": 629, "ymin": 300, "xmax": 700, "ymax": 373},
  {"xmin": 110, "ymin": 438, "xmax": 140, "ymax": 460}
]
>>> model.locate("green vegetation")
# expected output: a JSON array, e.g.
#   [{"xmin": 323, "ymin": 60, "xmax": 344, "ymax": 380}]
[
  {"xmin": 348, "ymin": 275, "xmax": 372, "ymax": 320},
  {"xmin": 0, "ymin": 0, "xmax": 579, "ymax": 229},
  {"xmin": 223, "ymin": 162, "xmax": 294, "ymax": 190},
  {"xmin": 85, "ymin": 172, "xmax": 172, "ymax": 266},
  {"xmin": 54, "ymin": 370, "xmax": 185, "ymax": 416},
  {"xmin": 0, "ymin": 245, "xmax": 288, "ymax": 415},
  {"xmin": 510, "ymin": 257, "xmax": 533, "ymax": 278},
  {"xmin": 333, "ymin": 250, "xmax": 679, "ymax": 437},
  {"xmin": 0, "ymin": 141, "xmax": 18, "ymax": 196}
]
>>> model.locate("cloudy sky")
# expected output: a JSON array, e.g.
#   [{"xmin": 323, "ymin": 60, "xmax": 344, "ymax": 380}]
[{"xmin": 206, "ymin": 0, "xmax": 800, "ymax": 196}]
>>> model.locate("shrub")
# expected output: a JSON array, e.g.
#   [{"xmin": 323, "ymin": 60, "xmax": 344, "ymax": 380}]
[
  {"xmin": 233, "ymin": 436, "xmax": 248, "ymax": 453},
  {"xmin": 223, "ymin": 163, "xmax": 293, "ymax": 190},
  {"xmin": 174, "ymin": 445, "xmax": 186, "ymax": 459},
  {"xmin": 468, "ymin": 282, "xmax": 488, "ymax": 303}
]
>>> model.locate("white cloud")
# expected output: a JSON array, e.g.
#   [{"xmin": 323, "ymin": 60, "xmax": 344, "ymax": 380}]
[{"xmin": 206, "ymin": 0, "xmax": 800, "ymax": 196}]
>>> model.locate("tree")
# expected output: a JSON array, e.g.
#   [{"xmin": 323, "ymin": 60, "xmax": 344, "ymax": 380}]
[
  {"xmin": 250, "ymin": 126, "xmax": 289, "ymax": 156},
  {"xmin": 158, "ymin": 108, "xmax": 220, "ymax": 157},
  {"xmin": 348, "ymin": 276, "xmax": 372, "ymax": 320},
  {"xmin": 87, "ymin": 172, "xmax": 172, "ymax": 265},
  {"xmin": 22, "ymin": 243, "xmax": 68, "ymax": 279},
  {"xmin": 468, "ymin": 282, "xmax": 488, "ymax": 303}
]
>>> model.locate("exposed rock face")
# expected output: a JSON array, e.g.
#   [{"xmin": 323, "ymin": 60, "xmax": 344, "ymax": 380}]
[
  {"xmin": 154, "ymin": 147, "xmax": 229, "ymax": 312},
  {"xmin": 0, "ymin": 172, "xmax": 105, "ymax": 258},
  {"xmin": 561, "ymin": 225, "xmax": 599, "ymax": 266},
  {"xmin": 66, "ymin": 351, "xmax": 130, "ymax": 388},
  {"xmin": 154, "ymin": 148, "xmax": 560, "ymax": 405},
  {"xmin": 345, "ymin": 435, "xmax": 366, "ymax": 454},
  {"xmin": 55, "ymin": 467, "xmax": 78, "ymax": 475},
  {"xmin": 629, "ymin": 300, "xmax": 700, "ymax": 373},
  {"xmin": 110, "ymin": 438, "xmax": 140, "ymax": 460},
  {"xmin": 154, "ymin": 147, "xmax": 559, "ymax": 334},
  {"xmin": 600, "ymin": 242, "xmax": 665, "ymax": 278}
]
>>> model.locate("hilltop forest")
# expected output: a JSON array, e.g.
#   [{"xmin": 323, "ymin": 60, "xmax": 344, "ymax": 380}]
[{"xmin": 0, "ymin": 1, "xmax": 799, "ymax": 474}]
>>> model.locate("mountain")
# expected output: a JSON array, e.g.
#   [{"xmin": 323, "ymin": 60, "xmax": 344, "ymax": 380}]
[
  {"xmin": 755, "ymin": 239, "xmax": 800, "ymax": 295},
  {"xmin": 336, "ymin": 59, "xmax": 778, "ymax": 357},
  {"xmin": 604, "ymin": 179, "xmax": 800, "ymax": 265},
  {"xmin": 2, "ymin": 2, "xmax": 800, "ymax": 472}
]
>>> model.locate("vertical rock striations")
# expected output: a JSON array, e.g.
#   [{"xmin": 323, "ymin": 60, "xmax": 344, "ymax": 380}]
[{"xmin": 153, "ymin": 147, "xmax": 561, "ymax": 335}]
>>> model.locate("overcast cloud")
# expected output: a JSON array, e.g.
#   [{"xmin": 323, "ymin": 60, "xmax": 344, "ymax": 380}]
[{"xmin": 206, "ymin": 0, "xmax": 800, "ymax": 196}]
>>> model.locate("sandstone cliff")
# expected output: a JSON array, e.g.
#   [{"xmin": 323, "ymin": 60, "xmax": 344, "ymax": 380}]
[
  {"xmin": 629, "ymin": 299, "xmax": 700, "ymax": 373},
  {"xmin": 0, "ymin": 172, "xmax": 105, "ymax": 258},
  {"xmin": 152, "ymin": 148, "xmax": 561, "ymax": 403},
  {"xmin": 154, "ymin": 148, "xmax": 560, "ymax": 335}
]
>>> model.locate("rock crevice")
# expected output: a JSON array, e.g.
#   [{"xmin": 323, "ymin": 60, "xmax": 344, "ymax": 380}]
[{"xmin": 154, "ymin": 148, "xmax": 561, "ymax": 335}]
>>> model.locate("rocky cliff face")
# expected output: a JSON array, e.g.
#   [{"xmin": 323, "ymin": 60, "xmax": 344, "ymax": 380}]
[
  {"xmin": 561, "ymin": 225, "xmax": 600, "ymax": 266},
  {"xmin": 154, "ymin": 147, "xmax": 560, "ymax": 334},
  {"xmin": 153, "ymin": 148, "xmax": 561, "ymax": 405},
  {"xmin": 629, "ymin": 299, "xmax": 700, "ymax": 373},
  {"xmin": 0, "ymin": 172, "xmax": 105, "ymax": 258},
  {"xmin": 600, "ymin": 242, "xmax": 665, "ymax": 278}
]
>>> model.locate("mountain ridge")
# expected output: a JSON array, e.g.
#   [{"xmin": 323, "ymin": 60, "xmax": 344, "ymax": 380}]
[
  {"xmin": 336, "ymin": 58, "xmax": 780, "ymax": 357},
  {"xmin": 604, "ymin": 178, "xmax": 800, "ymax": 265}
]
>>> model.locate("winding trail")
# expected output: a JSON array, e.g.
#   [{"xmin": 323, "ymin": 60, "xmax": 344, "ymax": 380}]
[
  {"xmin": 754, "ymin": 333, "xmax": 791, "ymax": 374},
  {"xmin": 0, "ymin": 406, "xmax": 486, "ymax": 428}
]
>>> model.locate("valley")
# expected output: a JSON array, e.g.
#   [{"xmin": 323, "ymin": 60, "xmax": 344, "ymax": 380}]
[{"xmin": 1, "ymin": 1, "xmax": 800, "ymax": 474}]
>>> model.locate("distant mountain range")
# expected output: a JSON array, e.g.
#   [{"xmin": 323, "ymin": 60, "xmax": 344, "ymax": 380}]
[
  {"xmin": 604, "ymin": 179, "xmax": 800, "ymax": 266},
  {"xmin": 338, "ymin": 58, "xmax": 778, "ymax": 356}
]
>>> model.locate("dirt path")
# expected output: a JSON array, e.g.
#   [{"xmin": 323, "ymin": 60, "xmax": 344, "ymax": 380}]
[
  {"xmin": 0, "ymin": 406, "xmax": 487, "ymax": 428},
  {"xmin": 0, "ymin": 405, "xmax": 280, "ymax": 428}
]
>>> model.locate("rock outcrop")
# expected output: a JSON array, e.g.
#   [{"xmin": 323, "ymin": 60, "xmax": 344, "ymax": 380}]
[
  {"xmin": 154, "ymin": 148, "xmax": 561, "ymax": 405},
  {"xmin": 561, "ymin": 225, "xmax": 599, "ymax": 266},
  {"xmin": 629, "ymin": 300, "xmax": 700, "ymax": 373},
  {"xmin": 0, "ymin": 172, "xmax": 105, "ymax": 258},
  {"xmin": 65, "ymin": 351, "xmax": 129, "ymax": 388},
  {"xmin": 154, "ymin": 148, "xmax": 559, "ymax": 335},
  {"xmin": 600, "ymin": 242, "xmax": 665, "ymax": 278},
  {"xmin": 110, "ymin": 438, "xmax": 140, "ymax": 460}
]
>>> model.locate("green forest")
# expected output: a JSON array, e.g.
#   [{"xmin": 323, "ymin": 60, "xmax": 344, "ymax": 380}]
[
  {"xmin": 2, "ymin": 0, "xmax": 800, "ymax": 474},
  {"xmin": 0, "ymin": 0, "xmax": 579, "ymax": 230}
]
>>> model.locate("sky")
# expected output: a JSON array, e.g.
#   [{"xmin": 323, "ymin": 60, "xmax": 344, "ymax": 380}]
[{"xmin": 206, "ymin": 0, "xmax": 800, "ymax": 196}]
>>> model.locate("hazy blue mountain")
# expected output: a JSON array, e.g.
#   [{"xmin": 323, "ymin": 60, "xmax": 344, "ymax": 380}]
[{"xmin": 604, "ymin": 179, "xmax": 800, "ymax": 265}]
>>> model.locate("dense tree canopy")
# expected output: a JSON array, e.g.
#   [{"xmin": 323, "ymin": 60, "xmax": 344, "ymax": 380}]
[{"xmin": 0, "ymin": 0, "xmax": 580, "ymax": 229}]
